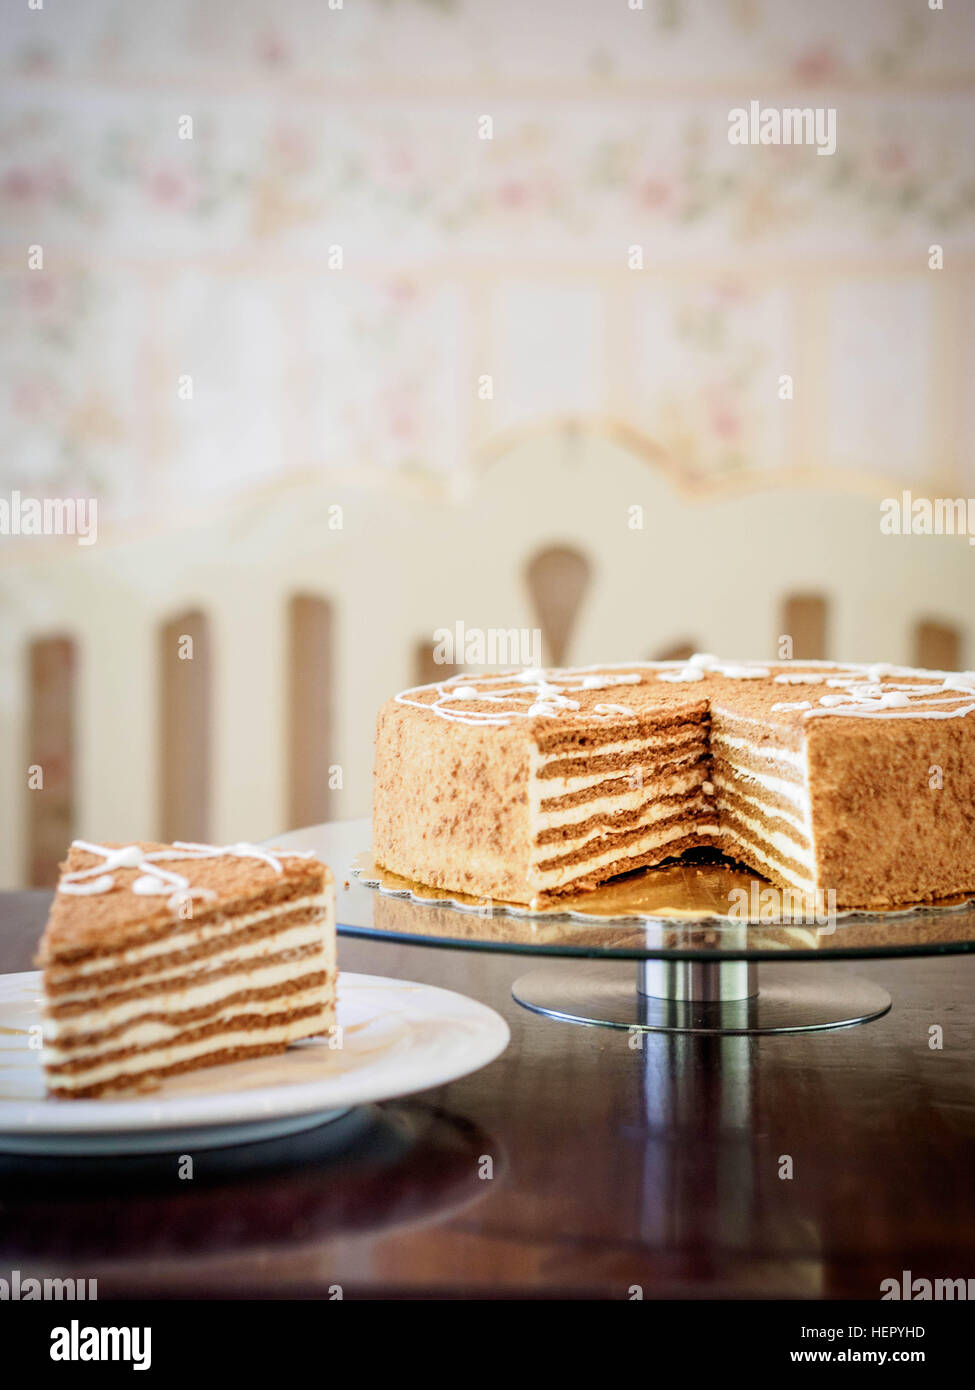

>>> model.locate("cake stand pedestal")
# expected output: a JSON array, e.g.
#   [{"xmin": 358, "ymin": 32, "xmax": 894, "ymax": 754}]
[{"xmin": 511, "ymin": 959, "xmax": 892, "ymax": 1035}]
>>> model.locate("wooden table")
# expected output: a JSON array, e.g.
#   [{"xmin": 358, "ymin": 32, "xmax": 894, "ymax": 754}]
[{"xmin": 2, "ymin": 890, "xmax": 974, "ymax": 1300}]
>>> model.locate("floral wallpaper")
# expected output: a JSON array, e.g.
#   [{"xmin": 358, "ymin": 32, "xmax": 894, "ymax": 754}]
[{"xmin": 1, "ymin": 0, "xmax": 974, "ymax": 528}]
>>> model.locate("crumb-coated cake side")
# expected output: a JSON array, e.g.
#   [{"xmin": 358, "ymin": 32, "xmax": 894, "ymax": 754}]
[
  {"xmin": 805, "ymin": 714, "xmax": 975, "ymax": 907},
  {"xmin": 37, "ymin": 840, "xmax": 336, "ymax": 1098},
  {"xmin": 373, "ymin": 700, "xmax": 534, "ymax": 901},
  {"xmin": 372, "ymin": 657, "xmax": 975, "ymax": 910}
]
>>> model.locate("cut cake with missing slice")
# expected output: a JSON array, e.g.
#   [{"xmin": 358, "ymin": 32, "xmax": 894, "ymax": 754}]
[
  {"xmin": 374, "ymin": 657, "xmax": 975, "ymax": 910},
  {"xmin": 37, "ymin": 839, "xmax": 335, "ymax": 1099}
]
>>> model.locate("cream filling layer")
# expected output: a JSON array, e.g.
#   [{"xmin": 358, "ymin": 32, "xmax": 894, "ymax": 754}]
[
  {"xmin": 533, "ymin": 740, "xmax": 707, "ymax": 798},
  {"xmin": 710, "ymin": 732, "xmax": 807, "ymax": 775},
  {"xmin": 532, "ymin": 821, "xmax": 720, "ymax": 890},
  {"xmin": 719, "ymin": 803, "xmax": 815, "ymax": 878},
  {"xmin": 46, "ymin": 893, "xmax": 333, "ymax": 983},
  {"xmin": 711, "ymin": 774, "xmax": 810, "ymax": 838},
  {"xmin": 535, "ymin": 731, "xmax": 705, "ymax": 766},
  {"xmin": 711, "ymin": 762, "xmax": 810, "ymax": 817},
  {"xmin": 711, "ymin": 739, "xmax": 818, "ymax": 880},
  {"xmin": 536, "ymin": 748, "xmax": 707, "ymax": 803},
  {"xmin": 533, "ymin": 793, "xmax": 711, "ymax": 863},
  {"xmin": 720, "ymin": 829, "xmax": 816, "ymax": 894},
  {"xmin": 44, "ymin": 949, "xmax": 333, "ymax": 1044},
  {"xmin": 536, "ymin": 769, "xmax": 708, "ymax": 836},
  {"xmin": 48, "ymin": 920, "xmax": 333, "ymax": 1009},
  {"xmin": 43, "ymin": 1005, "xmax": 333, "ymax": 1089}
]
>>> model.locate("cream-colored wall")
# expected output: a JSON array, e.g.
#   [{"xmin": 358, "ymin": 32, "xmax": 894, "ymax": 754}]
[{"xmin": 2, "ymin": 0, "xmax": 975, "ymax": 513}]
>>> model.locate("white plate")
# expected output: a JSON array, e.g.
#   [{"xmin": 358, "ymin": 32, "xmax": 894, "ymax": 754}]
[{"xmin": 0, "ymin": 970, "xmax": 509, "ymax": 1155}]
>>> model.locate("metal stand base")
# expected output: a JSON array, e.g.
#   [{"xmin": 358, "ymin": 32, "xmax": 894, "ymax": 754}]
[{"xmin": 511, "ymin": 960, "xmax": 892, "ymax": 1035}]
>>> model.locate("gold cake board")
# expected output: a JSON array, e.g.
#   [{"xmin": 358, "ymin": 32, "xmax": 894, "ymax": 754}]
[{"xmin": 353, "ymin": 852, "xmax": 907, "ymax": 1033}]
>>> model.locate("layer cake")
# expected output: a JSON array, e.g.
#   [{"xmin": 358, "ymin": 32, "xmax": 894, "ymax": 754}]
[
  {"xmin": 373, "ymin": 656, "xmax": 975, "ymax": 910},
  {"xmin": 37, "ymin": 840, "xmax": 335, "ymax": 1098}
]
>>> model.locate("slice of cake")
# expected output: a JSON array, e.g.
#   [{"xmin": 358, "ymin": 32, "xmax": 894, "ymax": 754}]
[
  {"xmin": 373, "ymin": 657, "xmax": 975, "ymax": 911},
  {"xmin": 37, "ymin": 840, "xmax": 335, "ymax": 1099}
]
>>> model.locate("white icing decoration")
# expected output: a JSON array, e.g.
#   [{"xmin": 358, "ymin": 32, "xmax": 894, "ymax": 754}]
[
  {"xmin": 132, "ymin": 869, "xmax": 191, "ymax": 897},
  {"xmin": 714, "ymin": 664, "xmax": 770, "ymax": 679},
  {"xmin": 771, "ymin": 700, "xmax": 812, "ymax": 711},
  {"xmin": 395, "ymin": 668, "xmax": 642, "ymax": 726},
  {"xmin": 805, "ymin": 680, "xmax": 975, "ymax": 719},
  {"xmin": 805, "ymin": 701, "xmax": 975, "ymax": 721},
  {"xmin": 659, "ymin": 666, "xmax": 705, "ymax": 682},
  {"xmin": 593, "ymin": 703, "xmax": 636, "ymax": 717},
  {"xmin": 528, "ymin": 690, "xmax": 580, "ymax": 713},
  {"xmin": 57, "ymin": 840, "xmax": 314, "ymax": 912},
  {"xmin": 393, "ymin": 662, "xmax": 975, "ymax": 728},
  {"xmin": 664, "ymin": 655, "xmax": 769, "ymax": 680},
  {"xmin": 58, "ymin": 874, "xmax": 115, "ymax": 897},
  {"xmin": 580, "ymin": 674, "xmax": 640, "ymax": 690}
]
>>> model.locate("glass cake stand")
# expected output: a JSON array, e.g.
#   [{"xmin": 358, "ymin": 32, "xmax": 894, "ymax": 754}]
[{"xmin": 274, "ymin": 819, "xmax": 975, "ymax": 1036}]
